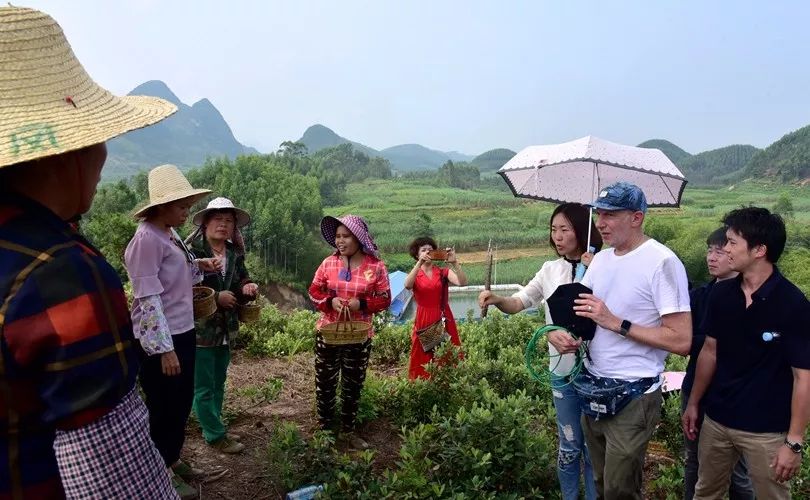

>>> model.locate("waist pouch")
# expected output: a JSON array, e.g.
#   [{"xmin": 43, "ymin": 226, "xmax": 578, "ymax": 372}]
[{"xmin": 572, "ymin": 368, "xmax": 658, "ymax": 420}]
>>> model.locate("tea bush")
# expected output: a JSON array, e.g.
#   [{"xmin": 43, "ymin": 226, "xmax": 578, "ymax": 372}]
[
  {"xmin": 370, "ymin": 321, "xmax": 412, "ymax": 366},
  {"xmin": 245, "ymin": 302, "xmax": 810, "ymax": 498},
  {"xmin": 655, "ymin": 392, "xmax": 685, "ymax": 459},
  {"xmin": 648, "ymin": 463, "xmax": 684, "ymax": 500},
  {"xmin": 322, "ymin": 389, "xmax": 560, "ymax": 499},
  {"xmin": 239, "ymin": 304, "xmax": 317, "ymax": 356}
]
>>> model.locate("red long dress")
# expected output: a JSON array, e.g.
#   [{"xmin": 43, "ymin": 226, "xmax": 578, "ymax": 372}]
[{"xmin": 408, "ymin": 266, "xmax": 463, "ymax": 380}]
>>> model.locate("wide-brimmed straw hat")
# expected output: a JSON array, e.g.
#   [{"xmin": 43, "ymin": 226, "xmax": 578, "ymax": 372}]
[
  {"xmin": 320, "ymin": 214, "xmax": 380, "ymax": 258},
  {"xmin": 133, "ymin": 165, "xmax": 211, "ymax": 218},
  {"xmin": 0, "ymin": 6, "xmax": 177, "ymax": 169},
  {"xmin": 192, "ymin": 197, "xmax": 251, "ymax": 227}
]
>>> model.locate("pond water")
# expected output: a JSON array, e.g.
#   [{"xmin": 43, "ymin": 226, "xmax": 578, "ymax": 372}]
[{"xmin": 399, "ymin": 287, "xmax": 529, "ymax": 321}]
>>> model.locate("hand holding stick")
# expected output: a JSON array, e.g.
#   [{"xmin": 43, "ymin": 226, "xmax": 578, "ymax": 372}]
[{"xmin": 481, "ymin": 239, "xmax": 493, "ymax": 318}]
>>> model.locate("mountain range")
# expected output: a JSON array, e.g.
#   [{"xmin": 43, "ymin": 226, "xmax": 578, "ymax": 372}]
[
  {"xmin": 104, "ymin": 80, "xmax": 809, "ymax": 184},
  {"xmin": 104, "ymin": 81, "xmax": 258, "ymax": 179},
  {"xmin": 297, "ymin": 124, "xmax": 474, "ymax": 171}
]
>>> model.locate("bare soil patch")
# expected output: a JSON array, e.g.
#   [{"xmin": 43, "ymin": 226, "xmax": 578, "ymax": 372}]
[{"xmin": 180, "ymin": 352, "xmax": 401, "ymax": 499}]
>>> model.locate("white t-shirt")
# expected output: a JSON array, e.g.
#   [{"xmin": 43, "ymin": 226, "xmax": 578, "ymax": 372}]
[
  {"xmin": 581, "ymin": 238, "xmax": 690, "ymax": 380},
  {"xmin": 514, "ymin": 257, "xmax": 580, "ymax": 375}
]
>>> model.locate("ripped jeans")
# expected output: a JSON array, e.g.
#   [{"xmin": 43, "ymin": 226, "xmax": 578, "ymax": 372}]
[{"xmin": 553, "ymin": 382, "xmax": 597, "ymax": 500}]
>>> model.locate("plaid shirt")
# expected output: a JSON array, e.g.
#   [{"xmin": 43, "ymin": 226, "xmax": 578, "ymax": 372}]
[
  {"xmin": 308, "ymin": 253, "xmax": 391, "ymax": 332},
  {"xmin": 0, "ymin": 192, "xmax": 139, "ymax": 500},
  {"xmin": 191, "ymin": 237, "xmax": 252, "ymax": 347}
]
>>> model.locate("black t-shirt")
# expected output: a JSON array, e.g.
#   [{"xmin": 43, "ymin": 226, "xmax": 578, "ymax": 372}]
[
  {"xmin": 681, "ymin": 279, "xmax": 715, "ymax": 399},
  {"xmin": 703, "ymin": 268, "xmax": 810, "ymax": 433}
]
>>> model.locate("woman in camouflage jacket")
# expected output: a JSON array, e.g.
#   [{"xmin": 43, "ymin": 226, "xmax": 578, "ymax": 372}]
[{"xmin": 189, "ymin": 197, "xmax": 257, "ymax": 454}]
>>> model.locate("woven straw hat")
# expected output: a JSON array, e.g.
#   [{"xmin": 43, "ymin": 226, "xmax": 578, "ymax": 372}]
[
  {"xmin": 192, "ymin": 197, "xmax": 251, "ymax": 227},
  {"xmin": 0, "ymin": 6, "xmax": 177, "ymax": 169},
  {"xmin": 133, "ymin": 164, "xmax": 211, "ymax": 218}
]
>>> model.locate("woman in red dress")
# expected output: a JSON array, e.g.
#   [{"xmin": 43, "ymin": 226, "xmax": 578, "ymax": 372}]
[{"xmin": 404, "ymin": 237, "xmax": 468, "ymax": 379}]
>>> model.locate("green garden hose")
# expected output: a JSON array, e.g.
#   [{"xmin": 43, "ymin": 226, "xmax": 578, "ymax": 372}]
[{"xmin": 525, "ymin": 325, "xmax": 587, "ymax": 388}]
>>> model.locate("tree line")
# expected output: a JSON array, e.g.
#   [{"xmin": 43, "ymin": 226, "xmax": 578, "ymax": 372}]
[{"xmin": 83, "ymin": 143, "xmax": 394, "ymax": 288}]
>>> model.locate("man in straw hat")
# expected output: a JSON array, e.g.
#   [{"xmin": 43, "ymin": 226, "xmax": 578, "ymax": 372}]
[{"xmin": 0, "ymin": 5, "xmax": 181, "ymax": 499}]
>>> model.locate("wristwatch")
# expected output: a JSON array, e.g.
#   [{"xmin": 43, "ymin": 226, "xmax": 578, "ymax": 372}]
[
  {"xmin": 618, "ymin": 319, "xmax": 632, "ymax": 338},
  {"xmin": 785, "ymin": 438, "xmax": 803, "ymax": 454}
]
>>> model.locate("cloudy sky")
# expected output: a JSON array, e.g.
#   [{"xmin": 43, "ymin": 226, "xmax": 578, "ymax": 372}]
[{"xmin": 22, "ymin": 0, "xmax": 810, "ymax": 156}]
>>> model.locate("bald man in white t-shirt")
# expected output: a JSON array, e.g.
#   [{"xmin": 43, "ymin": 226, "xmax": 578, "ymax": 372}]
[{"xmin": 548, "ymin": 182, "xmax": 692, "ymax": 500}]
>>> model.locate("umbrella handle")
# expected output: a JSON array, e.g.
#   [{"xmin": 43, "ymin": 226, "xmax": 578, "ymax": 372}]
[{"xmin": 586, "ymin": 206, "xmax": 593, "ymax": 251}]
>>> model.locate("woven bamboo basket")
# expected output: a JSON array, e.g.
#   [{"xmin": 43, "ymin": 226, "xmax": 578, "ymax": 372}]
[
  {"xmin": 238, "ymin": 302, "xmax": 262, "ymax": 323},
  {"xmin": 416, "ymin": 321, "xmax": 450, "ymax": 352},
  {"xmin": 192, "ymin": 286, "xmax": 216, "ymax": 319},
  {"xmin": 318, "ymin": 308, "xmax": 370, "ymax": 345}
]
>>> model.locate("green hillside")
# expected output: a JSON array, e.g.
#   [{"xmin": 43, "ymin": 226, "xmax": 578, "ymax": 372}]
[
  {"xmin": 299, "ymin": 124, "xmax": 473, "ymax": 171},
  {"xmin": 637, "ymin": 139, "xmax": 692, "ymax": 164},
  {"xmin": 679, "ymin": 145, "xmax": 760, "ymax": 185},
  {"xmin": 298, "ymin": 124, "xmax": 379, "ymax": 158},
  {"xmin": 470, "ymin": 148, "xmax": 517, "ymax": 173},
  {"xmin": 744, "ymin": 125, "xmax": 810, "ymax": 182},
  {"xmin": 380, "ymin": 144, "xmax": 472, "ymax": 171}
]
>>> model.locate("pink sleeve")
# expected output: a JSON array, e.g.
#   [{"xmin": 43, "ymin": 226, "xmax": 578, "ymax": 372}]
[{"xmin": 124, "ymin": 230, "xmax": 165, "ymax": 299}]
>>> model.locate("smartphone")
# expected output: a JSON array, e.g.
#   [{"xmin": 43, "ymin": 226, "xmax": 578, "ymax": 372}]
[{"xmin": 428, "ymin": 249, "xmax": 448, "ymax": 260}]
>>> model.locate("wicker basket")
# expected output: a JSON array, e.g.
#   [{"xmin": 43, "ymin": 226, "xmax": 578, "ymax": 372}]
[
  {"xmin": 192, "ymin": 286, "xmax": 216, "ymax": 319},
  {"xmin": 238, "ymin": 302, "xmax": 262, "ymax": 323},
  {"xmin": 318, "ymin": 308, "xmax": 371, "ymax": 345},
  {"xmin": 415, "ymin": 320, "xmax": 450, "ymax": 353}
]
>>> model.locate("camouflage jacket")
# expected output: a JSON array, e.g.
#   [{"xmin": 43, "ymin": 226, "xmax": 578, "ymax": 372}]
[{"xmin": 191, "ymin": 237, "xmax": 253, "ymax": 347}]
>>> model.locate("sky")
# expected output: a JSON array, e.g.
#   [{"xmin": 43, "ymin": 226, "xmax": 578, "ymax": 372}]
[{"xmin": 20, "ymin": 0, "xmax": 810, "ymax": 156}]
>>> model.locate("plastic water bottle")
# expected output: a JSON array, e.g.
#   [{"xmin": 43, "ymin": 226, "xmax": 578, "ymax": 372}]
[
  {"xmin": 574, "ymin": 246, "xmax": 596, "ymax": 282},
  {"xmin": 286, "ymin": 485, "xmax": 324, "ymax": 500},
  {"xmin": 762, "ymin": 331, "xmax": 781, "ymax": 342},
  {"xmin": 574, "ymin": 262, "xmax": 586, "ymax": 281}
]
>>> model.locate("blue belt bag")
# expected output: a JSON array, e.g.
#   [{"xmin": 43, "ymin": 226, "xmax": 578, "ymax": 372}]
[{"xmin": 572, "ymin": 368, "xmax": 658, "ymax": 420}]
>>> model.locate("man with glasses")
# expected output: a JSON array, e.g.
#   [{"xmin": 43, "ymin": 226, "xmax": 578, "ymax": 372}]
[
  {"xmin": 683, "ymin": 207, "xmax": 810, "ymax": 499},
  {"xmin": 681, "ymin": 228, "xmax": 754, "ymax": 500}
]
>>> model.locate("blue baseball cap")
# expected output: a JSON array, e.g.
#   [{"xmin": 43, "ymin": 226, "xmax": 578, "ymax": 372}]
[{"xmin": 591, "ymin": 181, "xmax": 648, "ymax": 213}]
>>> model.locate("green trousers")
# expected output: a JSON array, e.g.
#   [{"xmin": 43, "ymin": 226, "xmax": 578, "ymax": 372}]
[{"xmin": 192, "ymin": 345, "xmax": 231, "ymax": 444}]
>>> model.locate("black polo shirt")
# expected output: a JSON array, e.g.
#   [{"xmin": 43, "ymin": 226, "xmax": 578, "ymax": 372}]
[
  {"xmin": 703, "ymin": 268, "xmax": 810, "ymax": 433},
  {"xmin": 681, "ymin": 279, "xmax": 716, "ymax": 399}
]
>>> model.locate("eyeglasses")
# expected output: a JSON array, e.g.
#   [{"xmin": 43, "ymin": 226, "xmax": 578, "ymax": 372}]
[{"xmin": 338, "ymin": 268, "xmax": 352, "ymax": 282}]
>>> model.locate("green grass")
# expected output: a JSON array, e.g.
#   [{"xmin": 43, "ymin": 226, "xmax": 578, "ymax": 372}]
[
  {"xmin": 328, "ymin": 178, "xmax": 810, "ymax": 294},
  {"xmin": 332, "ymin": 179, "xmax": 554, "ymax": 253},
  {"xmin": 233, "ymin": 376, "xmax": 284, "ymax": 404}
]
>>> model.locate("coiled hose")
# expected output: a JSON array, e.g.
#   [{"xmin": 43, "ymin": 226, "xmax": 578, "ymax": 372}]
[{"xmin": 525, "ymin": 325, "xmax": 587, "ymax": 388}]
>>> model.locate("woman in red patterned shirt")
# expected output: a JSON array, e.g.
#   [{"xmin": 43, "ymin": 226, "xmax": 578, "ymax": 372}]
[{"xmin": 308, "ymin": 215, "xmax": 391, "ymax": 449}]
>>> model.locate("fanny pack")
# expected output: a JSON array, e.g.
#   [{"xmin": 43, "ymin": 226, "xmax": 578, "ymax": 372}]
[{"xmin": 572, "ymin": 368, "xmax": 658, "ymax": 420}]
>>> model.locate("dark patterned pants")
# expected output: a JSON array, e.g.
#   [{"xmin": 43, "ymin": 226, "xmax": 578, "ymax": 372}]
[{"xmin": 314, "ymin": 336, "xmax": 372, "ymax": 432}]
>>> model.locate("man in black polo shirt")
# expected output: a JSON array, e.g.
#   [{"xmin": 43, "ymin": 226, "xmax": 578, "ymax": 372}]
[
  {"xmin": 682, "ymin": 207, "xmax": 810, "ymax": 499},
  {"xmin": 681, "ymin": 227, "xmax": 753, "ymax": 500}
]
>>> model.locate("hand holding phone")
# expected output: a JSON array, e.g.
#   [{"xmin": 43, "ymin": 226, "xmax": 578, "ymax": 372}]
[{"xmin": 428, "ymin": 249, "xmax": 448, "ymax": 261}]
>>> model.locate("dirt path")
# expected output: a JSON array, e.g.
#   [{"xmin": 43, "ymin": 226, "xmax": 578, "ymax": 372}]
[
  {"xmin": 180, "ymin": 352, "xmax": 401, "ymax": 499},
  {"xmin": 455, "ymin": 246, "xmax": 553, "ymax": 264}
]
